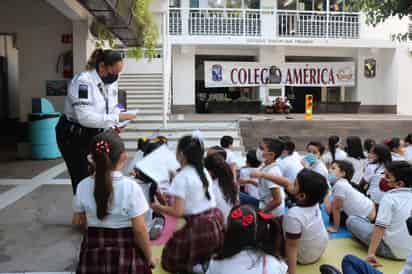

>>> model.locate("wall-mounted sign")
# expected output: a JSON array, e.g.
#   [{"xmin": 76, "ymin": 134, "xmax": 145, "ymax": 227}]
[
  {"xmin": 46, "ymin": 80, "xmax": 69, "ymax": 96},
  {"xmin": 364, "ymin": 58, "xmax": 376, "ymax": 78},
  {"xmin": 205, "ymin": 61, "xmax": 355, "ymax": 88}
]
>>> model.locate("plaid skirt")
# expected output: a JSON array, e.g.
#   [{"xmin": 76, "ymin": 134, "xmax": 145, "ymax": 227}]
[
  {"xmin": 76, "ymin": 227, "xmax": 152, "ymax": 274},
  {"xmin": 161, "ymin": 208, "xmax": 225, "ymax": 273}
]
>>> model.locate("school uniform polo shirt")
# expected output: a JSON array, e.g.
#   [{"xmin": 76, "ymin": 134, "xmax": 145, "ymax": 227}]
[
  {"xmin": 283, "ymin": 204, "xmax": 329, "ymax": 264},
  {"xmin": 258, "ymin": 163, "xmax": 285, "ymax": 217},
  {"xmin": 375, "ymin": 188, "xmax": 412, "ymax": 259}
]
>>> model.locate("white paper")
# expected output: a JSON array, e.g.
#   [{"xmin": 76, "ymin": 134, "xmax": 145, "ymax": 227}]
[
  {"xmin": 124, "ymin": 109, "xmax": 139, "ymax": 115},
  {"xmin": 116, "ymin": 120, "xmax": 131, "ymax": 128},
  {"xmin": 135, "ymin": 145, "xmax": 180, "ymax": 184}
]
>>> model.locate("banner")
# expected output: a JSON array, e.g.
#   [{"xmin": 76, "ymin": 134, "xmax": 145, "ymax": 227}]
[{"xmin": 205, "ymin": 61, "xmax": 355, "ymax": 88}]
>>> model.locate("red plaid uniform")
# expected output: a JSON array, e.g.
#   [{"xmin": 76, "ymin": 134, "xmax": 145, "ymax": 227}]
[
  {"xmin": 76, "ymin": 227, "xmax": 152, "ymax": 274},
  {"xmin": 161, "ymin": 208, "xmax": 225, "ymax": 273}
]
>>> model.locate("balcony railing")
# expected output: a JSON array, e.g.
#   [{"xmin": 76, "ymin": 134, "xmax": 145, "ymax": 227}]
[{"xmin": 169, "ymin": 8, "xmax": 360, "ymax": 40}]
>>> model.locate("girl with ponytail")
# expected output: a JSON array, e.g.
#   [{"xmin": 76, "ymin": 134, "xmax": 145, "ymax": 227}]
[
  {"xmin": 323, "ymin": 135, "xmax": 347, "ymax": 168},
  {"xmin": 73, "ymin": 130, "xmax": 155, "ymax": 274},
  {"xmin": 152, "ymin": 134, "xmax": 225, "ymax": 274},
  {"xmin": 205, "ymin": 153, "xmax": 239, "ymax": 225}
]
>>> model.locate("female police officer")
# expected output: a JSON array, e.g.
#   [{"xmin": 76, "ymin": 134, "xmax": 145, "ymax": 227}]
[{"xmin": 56, "ymin": 49, "xmax": 136, "ymax": 194}]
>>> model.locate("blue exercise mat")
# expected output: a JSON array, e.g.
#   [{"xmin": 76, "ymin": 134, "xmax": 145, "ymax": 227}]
[{"xmin": 320, "ymin": 204, "xmax": 353, "ymax": 240}]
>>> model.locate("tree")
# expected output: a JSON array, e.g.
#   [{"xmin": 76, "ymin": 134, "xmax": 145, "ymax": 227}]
[
  {"xmin": 351, "ymin": 0, "xmax": 411, "ymax": 26},
  {"xmin": 351, "ymin": 0, "xmax": 411, "ymax": 41}
]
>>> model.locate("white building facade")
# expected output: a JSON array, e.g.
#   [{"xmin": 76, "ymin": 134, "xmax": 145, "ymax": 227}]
[{"xmin": 144, "ymin": 0, "xmax": 412, "ymax": 115}]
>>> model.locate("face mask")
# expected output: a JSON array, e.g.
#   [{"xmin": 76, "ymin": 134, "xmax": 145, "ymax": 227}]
[
  {"xmin": 256, "ymin": 148, "xmax": 264, "ymax": 163},
  {"xmin": 102, "ymin": 73, "xmax": 119, "ymax": 84},
  {"xmin": 328, "ymin": 173, "xmax": 338, "ymax": 185},
  {"xmin": 303, "ymin": 153, "xmax": 318, "ymax": 166}
]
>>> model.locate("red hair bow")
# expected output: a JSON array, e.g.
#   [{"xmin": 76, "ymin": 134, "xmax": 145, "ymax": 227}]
[
  {"xmin": 95, "ymin": 140, "xmax": 111, "ymax": 154},
  {"xmin": 231, "ymin": 208, "xmax": 254, "ymax": 227}
]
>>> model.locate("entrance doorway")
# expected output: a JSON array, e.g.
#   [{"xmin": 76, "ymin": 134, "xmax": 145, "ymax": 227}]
[{"xmin": 286, "ymin": 86, "xmax": 321, "ymax": 113}]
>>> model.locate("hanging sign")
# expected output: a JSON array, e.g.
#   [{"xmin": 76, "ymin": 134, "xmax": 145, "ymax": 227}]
[{"xmin": 205, "ymin": 61, "xmax": 355, "ymax": 88}]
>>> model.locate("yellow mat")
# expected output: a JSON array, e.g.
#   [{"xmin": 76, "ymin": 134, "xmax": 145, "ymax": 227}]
[{"xmin": 151, "ymin": 239, "xmax": 404, "ymax": 274}]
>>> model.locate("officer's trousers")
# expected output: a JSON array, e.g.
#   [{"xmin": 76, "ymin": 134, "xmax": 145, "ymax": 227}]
[{"xmin": 55, "ymin": 116, "xmax": 102, "ymax": 194}]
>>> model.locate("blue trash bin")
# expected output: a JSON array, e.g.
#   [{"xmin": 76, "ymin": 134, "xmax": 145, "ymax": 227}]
[{"xmin": 29, "ymin": 112, "xmax": 62, "ymax": 160}]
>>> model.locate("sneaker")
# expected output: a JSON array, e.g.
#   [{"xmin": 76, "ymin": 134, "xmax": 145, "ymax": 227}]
[
  {"xmin": 320, "ymin": 264, "xmax": 342, "ymax": 274},
  {"xmin": 149, "ymin": 217, "xmax": 165, "ymax": 240}
]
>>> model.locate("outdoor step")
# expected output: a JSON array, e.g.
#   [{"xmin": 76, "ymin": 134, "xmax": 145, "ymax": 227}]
[
  {"xmin": 119, "ymin": 82, "xmax": 163, "ymax": 86},
  {"xmin": 129, "ymin": 105, "xmax": 162, "ymax": 111},
  {"xmin": 126, "ymin": 99, "xmax": 163, "ymax": 104},
  {"xmin": 130, "ymin": 104, "xmax": 163, "ymax": 109},
  {"xmin": 124, "ymin": 139, "xmax": 242, "ymax": 151},
  {"xmin": 136, "ymin": 110, "xmax": 164, "ymax": 115},
  {"xmin": 126, "ymin": 94, "xmax": 163, "ymax": 99},
  {"xmin": 121, "ymin": 73, "xmax": 163, "ymax": 77},
  {"xmin": 122, "ymin": 87, "xmax": 163, "ymax": 91},
  {"xmin": 121, "ymin": 130, "xmax": 240, "ymax": 139},
  {"xmin": 128, "ymin": 120, "xmax": 239, "ymax": 130}
]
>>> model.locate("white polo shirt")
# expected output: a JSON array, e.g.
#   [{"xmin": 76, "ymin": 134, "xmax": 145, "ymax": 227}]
[
  {"xmin": 405, "ymin": 146, "xmax": 412, "ymax": 163},
  {"xmin": 332, "ymin": 178, "xmax": 374, "ymax": 218},
  {"xmin": 392, "ymin": 152, "xmax": 407, "ymax": 161},
  {"xmin": 310, "ymin": 160, "xmax": 329, "ymax": 181},
  {"xmin": 322, "ymin": 149, "xmax": 347, "ymax": 167},
  {"xmin": 375, "ymin": 188, "xmax": 412, "ymax": 259},
  {"xmin": 277, "ymin": 154, "xmax": 304, "ymax": 183},
  {"xmin": 239, "ymin": 167, "xmax": 259, "ymax": 199},
  {"xmin": 73, "ymin": 171, "xmax": 149, "ymax": 229},
  {"xmin": 212, "ymin": 179, "xmax": 234, "ymax": 225},
  {"xmin": 258, "ymin": 162, "xmax": 285, "ymax": 217},
  {"xmin": 283, "ymin": 204, "xmax": 329, "ymax": 264},
  {"xmin": 345, "ymin": 157, "xmax": 367, "ymax": 185},
  {"xmin": 207, "ymin": 250, "xmax": 288, "ymax": 274},
  {"xmin": 364, "ymin": 163, "xmax": 385, "ymax": 204},
  {"xmin": 169, "ymin": 165, "xmax": 216, "ymax": 215}
]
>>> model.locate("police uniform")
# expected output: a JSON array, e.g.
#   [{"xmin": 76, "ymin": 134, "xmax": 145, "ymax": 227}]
[{"xmin": 56, "ymin": 69, "xmax": 120, "ymax": 194}]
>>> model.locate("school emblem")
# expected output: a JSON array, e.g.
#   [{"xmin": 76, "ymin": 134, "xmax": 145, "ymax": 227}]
[{"xmin": 212, "ymin": 64, "xmax": 223, "ymax": 82}]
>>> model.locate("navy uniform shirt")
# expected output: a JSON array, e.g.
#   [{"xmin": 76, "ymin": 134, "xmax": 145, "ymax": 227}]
[{"xmin": 64, "ymin": 69, "xmax": 120, "ymax": 129}]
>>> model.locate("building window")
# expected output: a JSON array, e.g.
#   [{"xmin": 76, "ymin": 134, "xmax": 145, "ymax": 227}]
[
  {"xmin": 170, "ymin": 0, "xmax": 180, "ymax": 7},
  {"xmin": 278, "ymin": 0, "xmax": 297, "ymax": 10}
]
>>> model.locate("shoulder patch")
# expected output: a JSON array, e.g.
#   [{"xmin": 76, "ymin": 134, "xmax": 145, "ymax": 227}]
[{"xmin": 78, "ymin": 84, "xmax": 88, "ymax": 99}]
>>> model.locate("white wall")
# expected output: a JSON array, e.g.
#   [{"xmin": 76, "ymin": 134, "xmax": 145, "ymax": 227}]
[
  {"xmin": 360, "ymin": 14, "xmax": 410, "ymax": 42},
  {"xmin": 0, "ymin": 0, "xmax": 73, "ymax": 121},
  {"xmin": 356, "ymin": 48, "xmax": 397, "ymax": 106},
  {"xmin": 172, "ymin": 45, "xmax": 195, "ymax": 106},
  {"xmin": 396, "ymin": 48, "xmax": 412, "ymax": 115}
]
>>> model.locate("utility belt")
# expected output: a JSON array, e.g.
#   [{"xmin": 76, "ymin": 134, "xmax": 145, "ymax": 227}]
[{"xmin": 58, "ymin": 115, "xmax": 103, "ymax": 140}]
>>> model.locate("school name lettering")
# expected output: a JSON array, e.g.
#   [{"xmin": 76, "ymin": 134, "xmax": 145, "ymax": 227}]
[
  {"xmin": 205, "ymin": 61, "xmax": 355, "ymax": 88},
  {"xmin": 230, "ymin": 66, "xmax": 337, "ymax": 86}
]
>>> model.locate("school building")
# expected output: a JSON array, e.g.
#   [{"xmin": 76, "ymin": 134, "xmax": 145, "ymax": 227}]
[{"xmin": 1, "ymin": 0, "xmax": 412, "ymax": 127}]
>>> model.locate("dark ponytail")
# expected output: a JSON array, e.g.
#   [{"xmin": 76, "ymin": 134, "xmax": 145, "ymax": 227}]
[
  {"xmin": 328, "ymin": 135, "xmax": 340, "ymax": 161},
  {"xmin": 205, "ymin": 154, "xmax": 238, "ymax": 205},
  {"xmin": 177, "ymin": 135, "xmax": 211, "ymax": 200},
  {"xmin": 86, "ymin": 49, "xmax": 123, "ymax": 71},
  {"xmin": 91, "ymin": 130, "xmax": 125, "ymax": 220}
]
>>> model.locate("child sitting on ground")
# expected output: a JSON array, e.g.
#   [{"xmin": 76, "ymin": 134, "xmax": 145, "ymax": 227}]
[
  {"xmin": 152, "ymin": 135, "xmax": 224, "ymax": 274},
  {"xmin": 302, "ymin": 141, "xmax": 329, "ymax": 180},
  {"xmin": 324, "ymin": 160, "xmax": 376, "ymax": 233},
  {"xmin": 132, "ymin": 139, "xmax": 168, "ymax": 240},
  {"xmin": 206, "ymin": 205, "xmax": 288, "ymax": 274},
  {"xmin": 323, "ymin": 136, "xmax": 347, "ymax": 168},
  {"xmin": 238, "ymin": 149, "xmax": 262, "ymax": 208},
  {"xmin": 346, "ymin": 161, "xmax": 412, "ymax": 263},
  {"xmin": 249, "ymin": 169, "xmax": 329, "ymax": 274},
  {"xmin": 73, "ymin": 131, "xmax": 154, "ymax": 274},
  {"xmin": 277, "ymin": 137, "xmax": 303, "ymax": 183},
  {"xmin": 251, "ymin": 138, "xmax": 286, "ymax": 218},
  {"xmin": 205, "ymin": 153, "xmax": 239, "ymax": 225}
]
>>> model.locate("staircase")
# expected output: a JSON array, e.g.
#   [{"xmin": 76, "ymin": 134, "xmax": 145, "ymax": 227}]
[
  {"xmin": 118, "ymin": 73, "xmax": 245, "ymax": 162},
  {"xmin": 118, "ymin": 73, "xmax": 164, "ymax": 120}
]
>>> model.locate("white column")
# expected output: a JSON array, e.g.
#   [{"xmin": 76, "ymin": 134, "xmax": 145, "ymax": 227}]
[
  {"xmin": 181, "ymin": 0, "xmax": 190, "ymax": 36},
  {"xmin": 396, "ymin": 47, "xmax": 412, "ymax": 115},
  {"xmin": 72, "ymin": 19, "xmax": 94, "ymax": 74},
  {"xmin": 162, "ymin": 11, "xmax": 170, "ymax": 128}
]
